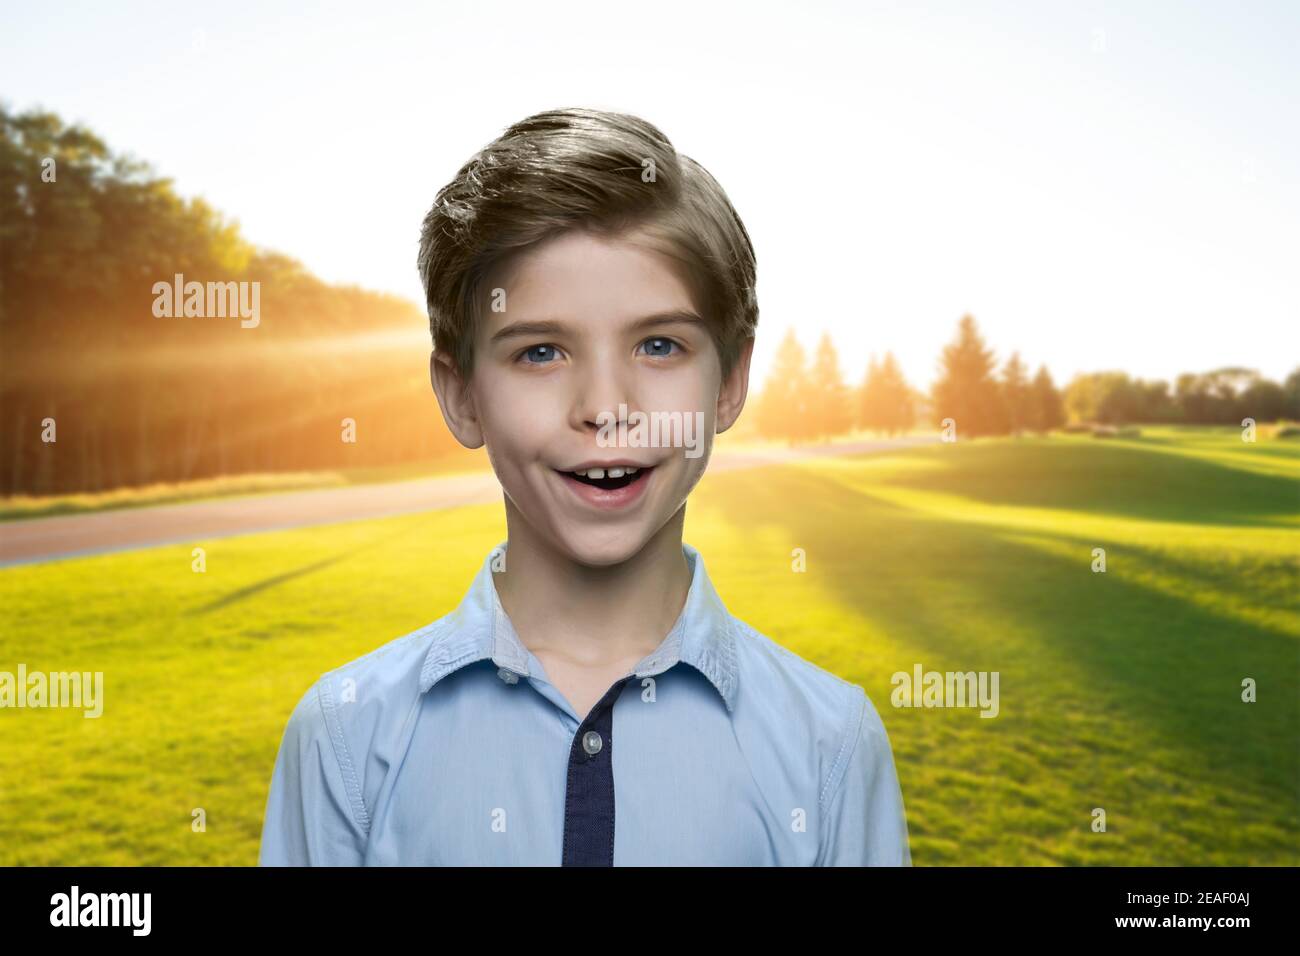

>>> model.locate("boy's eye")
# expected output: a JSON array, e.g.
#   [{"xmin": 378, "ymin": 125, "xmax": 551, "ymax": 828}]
[
  {"xmin": 517, "ymin": 339, "xmax": 681, "ymax": 365},
  {"xmin": 519, "ymin": 344, "xmax": 559, "ymax": 365},
  {"xmin": 640, "ymin": 337, "xmax": 680, "ymax": 358}
]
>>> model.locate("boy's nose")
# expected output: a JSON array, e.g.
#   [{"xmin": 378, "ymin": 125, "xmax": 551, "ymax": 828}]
[{"xmin": 572, "ymin": 364, "xmax": 636, "ymax": 432}]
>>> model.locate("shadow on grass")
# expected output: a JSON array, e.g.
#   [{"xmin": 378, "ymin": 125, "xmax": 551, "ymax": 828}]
[
  {"xmin": 699, "ymin": 463, "xmax": 1300, "ymax": 809},
  {"xmin": 849, "ymin": 438, "xmax": 1299, "ymax": 527},
  {"xmin": 187, "ymin": 521, "xmax": 422, "ymax": 614}
]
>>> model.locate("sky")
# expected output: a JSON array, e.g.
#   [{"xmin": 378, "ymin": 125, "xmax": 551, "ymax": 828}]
[{"xmin": 3, "ymin": 0, "xmax": 1297, "ymax": 389}]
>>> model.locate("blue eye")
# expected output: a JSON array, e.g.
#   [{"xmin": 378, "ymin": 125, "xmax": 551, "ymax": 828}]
[
  {"xmin": 641, "ymin": 337, "xmax": 680, "ymax": 358},
  {"xmin": 519, "ymin": 344, "xmax": 558, "ymax": 365}
]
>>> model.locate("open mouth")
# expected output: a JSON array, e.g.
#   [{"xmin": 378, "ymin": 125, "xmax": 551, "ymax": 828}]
[{"xmin": 559, "ymin": 466, "xmax": 653, "ymax": 492}]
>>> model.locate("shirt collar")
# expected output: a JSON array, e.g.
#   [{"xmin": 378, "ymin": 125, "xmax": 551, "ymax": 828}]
[{"xmin": 419, "ymin": 540, "xmax": 739, "ymax": 712}]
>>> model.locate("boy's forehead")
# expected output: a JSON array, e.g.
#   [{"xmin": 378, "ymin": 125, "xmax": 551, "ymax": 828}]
[{"xmin": 482, "ymin": 227, "xmax": 700, "ymax": 330}]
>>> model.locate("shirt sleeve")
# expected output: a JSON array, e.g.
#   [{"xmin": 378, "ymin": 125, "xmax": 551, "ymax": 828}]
[
  {"xmin": 257, "ymin": 680, "xmax": 369, "ymax": 866},
  {"xmin": 817, "ymin": 687, "xmax": 912, "ymax": 866}
]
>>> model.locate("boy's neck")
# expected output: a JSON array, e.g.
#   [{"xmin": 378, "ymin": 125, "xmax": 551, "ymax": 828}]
[{"xmin": 492, "ymin": 505, "xmax": 693, "ymax": 668}]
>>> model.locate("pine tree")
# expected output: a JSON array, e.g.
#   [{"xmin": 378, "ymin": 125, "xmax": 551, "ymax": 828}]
[
  {"xmin": 756, "ymin": 328, "xmax": 811, "ymax": 445},
  {"xmin": 808, "ymin": 333, "xmax": 852, "ymax": 441},
  {"xmin": 931, "ymin": 314, "xmax": 1004, "ymax": 438},
  {"xmin": 861, "ymin": 352, "xmax": 915, "ymax": 436},
  {"xmin": 857, "ymin": 356, "xmax": 881, "ymax": 433},
  {"xmin": 1029, "ymin": 365, "xmax": 1066, "ymax": 433},
  {"xmin": 1000, "ymin": 352, "xmax": 1030, "ymax": 435}
]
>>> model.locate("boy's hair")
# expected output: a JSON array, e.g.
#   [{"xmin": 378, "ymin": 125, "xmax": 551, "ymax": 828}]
[{"xmin": 417, "ymin": 107, "xmax": 758, "ymax": 384}]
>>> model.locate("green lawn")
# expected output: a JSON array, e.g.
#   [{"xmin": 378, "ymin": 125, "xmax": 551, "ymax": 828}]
[{"xmin": 1, "ymin": 426, "xmax": 1296, "ymax": 864}]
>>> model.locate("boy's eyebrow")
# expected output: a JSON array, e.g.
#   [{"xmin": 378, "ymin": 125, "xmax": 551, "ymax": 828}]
[{"xmin": 489, "ymin": 310, "xmax": 704, "ymax": 344}]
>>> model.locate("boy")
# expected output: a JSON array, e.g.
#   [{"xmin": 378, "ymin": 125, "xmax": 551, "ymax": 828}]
[{"xmin": 257, "ymin": 107, "xmax": 911, "ymax": 866}]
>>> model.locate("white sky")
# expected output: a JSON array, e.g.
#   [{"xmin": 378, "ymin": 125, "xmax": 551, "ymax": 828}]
[{"xmin": 3, "ymin": 0, "xmax": 1297, "ymax": 389}]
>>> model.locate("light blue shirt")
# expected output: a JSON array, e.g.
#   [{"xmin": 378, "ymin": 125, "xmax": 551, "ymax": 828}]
[{"xmin": 258, "ymin": 541, "xmax": 912, "ymax": 865}]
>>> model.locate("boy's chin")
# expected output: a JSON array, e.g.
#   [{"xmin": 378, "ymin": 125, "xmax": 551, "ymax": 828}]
[{"xmin": 553, "ymin": 528, "xmax": 657, "ymax": 569}]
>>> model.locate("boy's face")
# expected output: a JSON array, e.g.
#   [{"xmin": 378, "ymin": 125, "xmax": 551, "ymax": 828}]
[{"xmin": 430, "ymin": 226, "xmax": 753, "ymax": 567}]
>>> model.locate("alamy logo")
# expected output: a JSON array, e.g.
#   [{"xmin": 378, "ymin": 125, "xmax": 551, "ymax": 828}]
[
  {"xmin": 151, "ymin": 273, "xmax": 260, "ymax": 328},
  {"xmin": 595, "ymin": 403, "xmax": 705, "ymax": 458},
  {"xmin": 0, "ymin": 664, "xmax": 103, "ymax": 717},
  {"xmin": 50, "ymin": 885, "xmax": 151, "ymax": 935},
  {"xmin": 891, "ymin": 663, "xmax": 999, "ymax": 718}
]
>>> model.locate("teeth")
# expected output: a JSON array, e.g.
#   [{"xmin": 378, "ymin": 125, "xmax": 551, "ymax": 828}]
[{"xmin": 569, "ymin": 466, "xmax": 641, "ymax": 479}]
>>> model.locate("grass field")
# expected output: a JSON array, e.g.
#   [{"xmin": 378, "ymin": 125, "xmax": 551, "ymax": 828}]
[{"xmin": 0, "ymin": 426, "xmax": 1296, "ymax": 865}]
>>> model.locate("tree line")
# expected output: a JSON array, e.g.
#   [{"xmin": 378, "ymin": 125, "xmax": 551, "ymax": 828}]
[
  {"xmin": 755, "ymin": 314, "xmax": 1299, "ymax": 444},
  {"xmin": 1, "ymin": 104, "xmax": 460, "ymax": 496}
]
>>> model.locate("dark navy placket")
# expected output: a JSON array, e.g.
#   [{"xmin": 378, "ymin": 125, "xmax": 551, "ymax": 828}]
[{"xmin": 561, "ymin": 676, "xmax": 634, "ymax": 866}]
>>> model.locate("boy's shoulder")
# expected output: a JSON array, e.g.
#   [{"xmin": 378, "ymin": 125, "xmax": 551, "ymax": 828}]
[
  {"xmin": 723, "ymin": 613, "xmax": 892, "ymax": 810},
  {"xmin": 309, "ymin": 615, "xmax": 452, "ymax": 716},
  {"xmin": 729, "ymin": 613, "xmax": 882, "ymax": 729},
  {"xmin": 280, "ymin": 616, "xmax": 453, "ymax": 761},
  {"xmin": 269, "ymin": 617, "xmax": 454, "ymax": 837}
]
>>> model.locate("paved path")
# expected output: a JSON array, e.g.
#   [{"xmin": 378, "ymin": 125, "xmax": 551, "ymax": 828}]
[{"xmin": 0, "ymin": 437, "xmax": 936, "ymax": 567}]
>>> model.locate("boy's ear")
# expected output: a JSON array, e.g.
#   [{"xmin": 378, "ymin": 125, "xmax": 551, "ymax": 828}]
[
  {"xmin": 429, "ymin": 349, "xmax": 485, "ymax": 449},
  {"xmin": 715, "ymin": 336, "xmax": 755, "ymax": 434}
]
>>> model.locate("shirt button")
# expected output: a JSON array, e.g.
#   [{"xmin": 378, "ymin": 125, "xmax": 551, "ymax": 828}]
[
  {"xmin": 582, "ymin": 731, "xmax": 603, "ymax": 755},
  {"xmin": 497, "ymin": 667, "xmax": 519, "ymax": 684}
]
